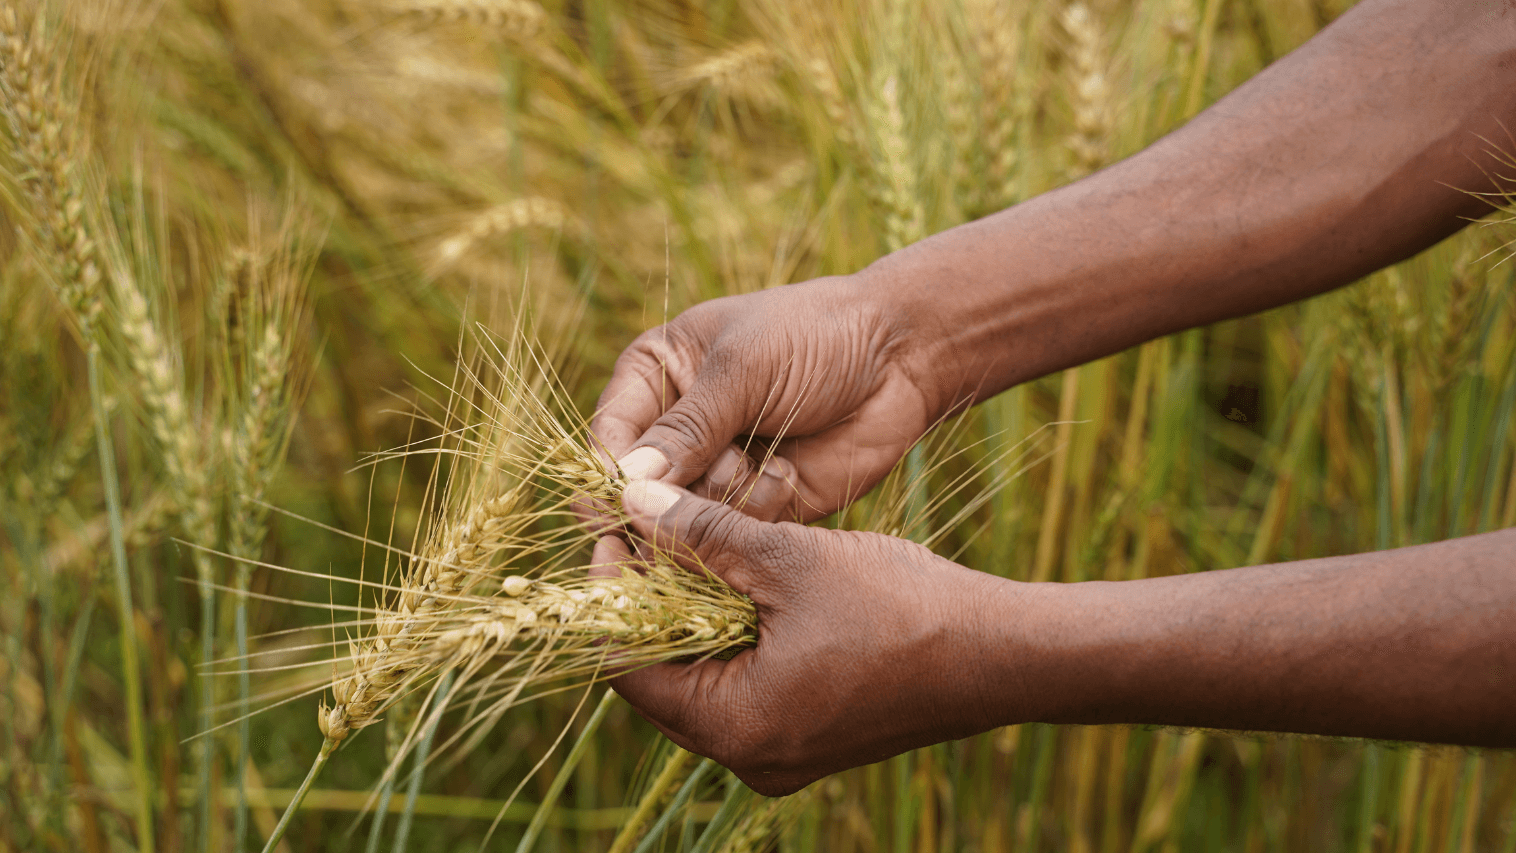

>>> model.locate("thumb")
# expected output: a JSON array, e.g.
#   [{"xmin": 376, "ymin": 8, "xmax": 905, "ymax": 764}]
[
  {"xmin": 621, "ymin": 479, "xmax": 768, "ymax": 592},
  {"xmin": 616, "ymin": 368, "xmax": 756, "ymax": 487}
]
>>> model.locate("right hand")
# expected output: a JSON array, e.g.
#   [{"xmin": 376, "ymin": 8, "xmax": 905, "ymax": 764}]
[
  {"xmin": 590, "ymin": 478, "xmax": 1035, "ymax": 796},
  {"xmin": 592, "ymin": 273, "xmax": 952, "ymax": 522}
]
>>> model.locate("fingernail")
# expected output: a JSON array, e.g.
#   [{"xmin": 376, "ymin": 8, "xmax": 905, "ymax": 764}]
[
  {"xmin": 709, "ymin": 447, "xmax": 743, "ymax": 486},
  {"xmin": 617, "ymin": 446, "xmax": 670, "ymax": 482},
  {"xmin": 623, "ymin": 479, "xmax": 682, "ymax": 516},
  {"xmin": 759, "ymin": 456, "xmax": 794, "ymax": 485}
]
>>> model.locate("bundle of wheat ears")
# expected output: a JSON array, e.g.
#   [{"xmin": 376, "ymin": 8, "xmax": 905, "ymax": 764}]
[
  {"xmin": 239, "ymin": 332, "xmax": 727, "ymax": 849},
  {"xmin": 246, "ymin": 317, "xmax": 1053, "ymax": 851}
]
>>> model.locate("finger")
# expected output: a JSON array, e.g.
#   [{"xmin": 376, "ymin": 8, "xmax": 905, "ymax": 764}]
[
  {"xmin": 720, "ymin": 455, "xmax": 803, "ymax": 523},
  {"xmin": 689, "ymin": 444, "xmax": 756, "ymax": 503},
  {"xmin": 616, "ymin": 356, "xmax": 770, "ymax": 489},
  {"xmin": 588, "ymin": 535, "xmax": 631, "ymax": 578},
  {"xmin": 592, "ymin": 342, "xmax": 684, "ymax": 462},
  {"xmin": 620, "ymin": 479, "xmax": 770, "ymax": 593},
  {"xmin": 608, "ymin": 657, "xmax": 730, "ymax": 751}
]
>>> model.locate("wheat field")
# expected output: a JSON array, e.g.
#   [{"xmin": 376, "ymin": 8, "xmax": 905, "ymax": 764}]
[{"xmin": 2, "ymin": 0, "xmax": 1514, "ymax": 851}]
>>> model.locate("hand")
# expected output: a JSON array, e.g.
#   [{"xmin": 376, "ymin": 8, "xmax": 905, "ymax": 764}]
[
  {"xmin": 591, "ymin": 478, "xmax": 1037, "ymax": 796},
  {"xmin": 592, "ymin": 273, "xmax": 953, "ymax": 522}
]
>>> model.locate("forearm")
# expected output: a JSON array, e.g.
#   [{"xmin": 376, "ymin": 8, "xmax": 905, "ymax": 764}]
[
  {"xmin": 864, "ymin": 0, "xmax": 1516, "ymax": 406},
  {"xmin": 981, "ymin": 528, "xmax": 1516, "ymax": 745}
]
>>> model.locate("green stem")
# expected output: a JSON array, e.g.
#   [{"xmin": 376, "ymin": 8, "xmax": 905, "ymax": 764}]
[
  {"xmin": 363, "ymin": 776, "xmax": 396, "ymax": 853},
  {"xmin": 1355, "ymin": 744, "xmax": 1383, "ymax": 853},
  {"xmin": 607, "ymin": 747, "xmax": 694, "ymax": 853},
  {"xmin": 689, "ymin": 772, "xmax": 751, "ymax": 853},
  {"xmin": 892, "ymin": 752, "xmax": 915, "ymax": 853},
  {"xmin": 201, "ymin": 574, "xmax": 217, "ymax": 853},
  {"xmin": 90, "ymin": 347, "xmax": 157, "ymax": 853},
  {"xmin": 393, "ymin": 671, "xmax": 455, "ymax": 853},
  {"xmin": 631, "ymin": 758, "xmax": 716, "ymax": 853},
  {"xmin": 514, "ymin": 688, "xmax": 618, "ymax": 853},
  {"xmin": 235, "ymin": 563, "xmax": 251, "ymax": 853},
  {"xmin": 260, "ymin": 737, "xmax": 338, "ymax": 853}
]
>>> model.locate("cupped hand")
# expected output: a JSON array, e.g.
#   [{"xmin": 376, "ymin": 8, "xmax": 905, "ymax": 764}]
[
  {"xmin": 592, "ymin": 274, "xmax": 951, "ymax": 522},
  {"xmin": 590, "ymin": 478, "xmax": 1040, "ymax": 797}
]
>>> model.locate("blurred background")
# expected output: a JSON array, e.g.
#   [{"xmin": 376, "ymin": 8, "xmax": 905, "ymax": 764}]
[{"xmin": 2, "ymin": 0, "xmax": 1514, "ymax": 850}]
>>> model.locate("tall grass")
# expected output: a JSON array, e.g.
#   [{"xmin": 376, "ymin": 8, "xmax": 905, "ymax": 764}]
[{"xmin": 2, "ymin": 0, "xmax": 1513, "ymax": 851}]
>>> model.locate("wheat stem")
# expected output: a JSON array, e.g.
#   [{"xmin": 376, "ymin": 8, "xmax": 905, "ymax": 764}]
[
  {"xmin": 258, "ymin": 737, "xmax": 337, "ymax": 853},
  {"xmin": 392, "ymin": 670, "xmax": 454, "ymax": 853},
  {"xmin": 513, "ymin": 687, "xmax": 617, "ymax": 853},
  {"xmin": 630, "ymin": 757, "xmax": 717, "ymax": 853},
  {"xmin": 607, "ymin": 748, "xmax": 695, "ymax": 853},
  {"xmin": 89, "ymin": 347, "xmax": 157, "ymax": 853}
]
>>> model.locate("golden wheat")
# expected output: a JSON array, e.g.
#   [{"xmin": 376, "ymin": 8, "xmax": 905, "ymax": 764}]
[
  {"xmin": 390, "ymin": 0, "xmax": 546, "ymax": 39},
  {"xmin": 0, "ymin": 5, "xmax": 103, "ymax": 336},
  {"xmin": 1061, "ymin": 2, "xmax": 1113, "ymax": 177},
  {"xmin": 966, "ymin": 0, "xmax": 1023, "ymax": 212}
]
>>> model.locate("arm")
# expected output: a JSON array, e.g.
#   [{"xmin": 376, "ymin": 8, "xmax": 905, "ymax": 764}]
[
  {"xmin": 994, "ymin": 529, "xmax": 1516, "ymax": 745},
  {"xmin": 877, "ymin": 0, "xmax": 1516, "ymax": 404},
  {"xmin": 594, "ymin": 0, "xmax": 1516, "ymax": 519},
  {"xmin": 885, "ymin": 0, "xmax": 1516, "ymax": 406},
  {"xmin": 607, "ymin": 482, "xmax": 1516, "ymax": 797}
]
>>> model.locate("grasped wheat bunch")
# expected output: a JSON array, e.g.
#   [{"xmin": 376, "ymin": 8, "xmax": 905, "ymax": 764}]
[{"xmin": 320, "ymin": 563, "xmax": 754, "ymax": 744}]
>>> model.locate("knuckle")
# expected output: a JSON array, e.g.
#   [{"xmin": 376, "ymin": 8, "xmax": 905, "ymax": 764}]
[
  {"xmin": 654, "ymin": 403, "xmax": 721, "ymax": 462},
  {"xmin": 679, "ymin": 500, "xmax": 741, "ymax": 556}
]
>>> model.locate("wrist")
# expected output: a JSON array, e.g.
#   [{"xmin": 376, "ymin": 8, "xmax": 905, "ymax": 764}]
[{"xmin": 959, "ymin": 575, "xmax": 1120, "ymax": 730}]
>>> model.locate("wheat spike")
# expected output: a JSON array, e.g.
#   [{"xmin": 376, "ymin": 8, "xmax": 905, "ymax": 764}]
[
  {"xmin": 673, "ymin": 40, "xmax": 780, "ymax": 109},
  {"xmin": 941, "ymin": 31, "xmax": 976, "ymax": 219},
  {"xmin": 0, "ymin": 5, "xmax": 104, "ymax": 337},
  {"xmin": 433, "ymin": 197, "xmax": 576, "ymax": 271},
  {"xmin": 1061, "ymin": 2, "xmax": 1113, "ymax": 178},
  {"xmin": 803, "ymin": 55, "xmax": 857, "ymax": 153},
  {"xmin": 868, "ymin": 74, "xmax": 925, "ymax": 253},
  {"xmin": 967, "ymin": 0, "xmax": 1023, "ymax": 211},
  {"xmin": 390, "ymin": 0, "xmax": 546, "ymax": 39},
  {"xmin": 320, "ymin": 562, "xmax": 755, "ymax": 744}
]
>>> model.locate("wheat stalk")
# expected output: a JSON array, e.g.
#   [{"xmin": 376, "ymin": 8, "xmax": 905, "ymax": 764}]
[{"xmin": 0, "ymin": 6, "xmax": 158, "ymax": 848}]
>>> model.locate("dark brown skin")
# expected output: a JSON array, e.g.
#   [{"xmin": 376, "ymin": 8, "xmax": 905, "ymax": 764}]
[{"xmin": 590, "ymin": 0, "xmax": 1516, "ymax": 797}]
